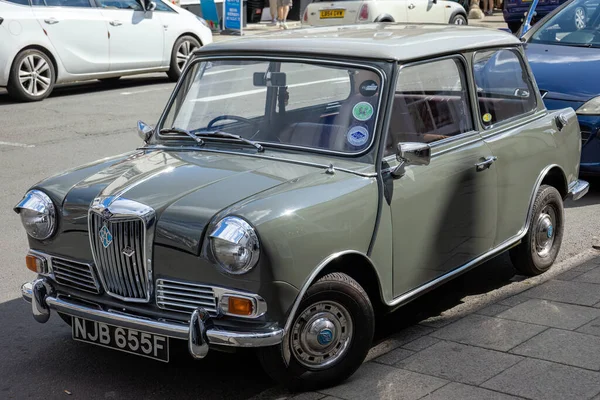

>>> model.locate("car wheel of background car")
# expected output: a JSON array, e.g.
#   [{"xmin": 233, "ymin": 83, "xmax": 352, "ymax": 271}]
[
  {"xmin": 507, "ymin": 21, "xmax": 522, "ymax": 33},
  {"xmin": 451, "ymin": 14, "xmax": 468, "ymax": 25},
  {"xmin": 257, "ymin": 272, "xmax": 375, "ymax": 391},
  {"xmin": 167, "ymin": 35, "xmax": 201, "ymax": 82},
  {"xmin": 510, "ymin": 184, "xmax": 564, "ymax": 276},
  {"xmin": 98, "ymin": 77, "xmax": 121, "ymax": 84},
  {"xmin": 7, "ymin": 49, "xmax": 56, "ymax": 102},
  {"xmin": 574, "ymin": 6, "xmax": 587, "ymax": 30}
]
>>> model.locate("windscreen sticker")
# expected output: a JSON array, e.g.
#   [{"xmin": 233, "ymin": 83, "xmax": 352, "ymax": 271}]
[
  {"xmin": 347, "ymin": 125, "xmax": 370, "ymax": 147},
  {"xmin": 482, "ymin": 113, "xmax": 492, "ymax": 123},
  {"xmin": 359, "ymin": 80, "xmax": 378, "ymax": 97},
  {"xmin": 352, "ymin": 102, "xmax": 374, "ymax": 121}
]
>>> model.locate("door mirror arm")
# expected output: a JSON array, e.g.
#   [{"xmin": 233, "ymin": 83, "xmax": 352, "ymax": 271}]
[{"xmin": 391, "ymin": 142, "xmax": 431, "ymax": 178}]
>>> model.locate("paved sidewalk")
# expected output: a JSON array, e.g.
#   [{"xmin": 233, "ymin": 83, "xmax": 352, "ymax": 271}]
[{"xmin": 253, "ymin": 249, "xmax": 600, "ymax": 400}]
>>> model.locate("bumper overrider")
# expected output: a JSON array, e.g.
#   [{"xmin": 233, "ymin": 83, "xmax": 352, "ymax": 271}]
[{"xmin": 21, "ymin": 278, "xmax": 284, "ymax": 359}]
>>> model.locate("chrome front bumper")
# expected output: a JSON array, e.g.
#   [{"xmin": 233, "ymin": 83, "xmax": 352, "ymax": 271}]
[
  {"xmin": 21, "ymin": 279, "xmax": 283, "ymax": 359},
  {"xmin": 568, "ymin": 179, "xmax": 590, "ymax": 201}
]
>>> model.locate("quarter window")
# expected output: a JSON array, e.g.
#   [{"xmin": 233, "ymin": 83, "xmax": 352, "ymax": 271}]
[
  {"xmin": 473, "ymin": 49, "xmax": 537, "ymax": 127},
  {"xmin": 96, "ymin": 0, "xmax": 144, "ymax": 10},
  {"xmin": 153, "ymin": 0, "xmax": 174, "ymax": 11},
  {"xmin": 385, "ymin": 58, "xmax": 473, "ymax": 156}
]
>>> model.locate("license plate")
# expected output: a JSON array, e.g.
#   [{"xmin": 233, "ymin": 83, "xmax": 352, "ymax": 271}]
[
  {"xmin": 320, "ymin": 9, "xmax": 345, "ymax": 19},
  {"xmin": 72, "ymin": 317, "xmax": 169, "ymax": 362}
]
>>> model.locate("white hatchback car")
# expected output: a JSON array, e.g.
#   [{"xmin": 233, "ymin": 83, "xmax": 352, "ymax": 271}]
[
  {"xmin": 0, "ymin": 0, "xmax": 212, "ymax": 101},
  {"xmin": 303, "ymin": 0, "xmax": 468, "ymax": 27}
]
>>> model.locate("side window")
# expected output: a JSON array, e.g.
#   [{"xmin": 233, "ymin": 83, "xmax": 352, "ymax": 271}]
[
  {"xmin": 42, "ymin": 0, "xmax": 91, "ymax": 6},
  {"xmin": 153, "ymin": 0, "xmax": 174, "ymax": 11},
  {"xmin": 96, "ymin": 0, "xmax": 143, "ymax": 10},
  {"xmin": 385, "ymin": 57, "xmax": 473, "ymax": 156},
  {"xmin": 4, "ymin": 0, "xmax": 30, "ymax": 5},
  {"xmin": 473, "ymin": 49, "xmax": 537, "ymax": 128}
]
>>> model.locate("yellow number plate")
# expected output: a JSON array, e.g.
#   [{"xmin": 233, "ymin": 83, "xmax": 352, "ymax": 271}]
[{"xmin": 319, "ymin": 9, "xmax": 345, "ymax": 19}]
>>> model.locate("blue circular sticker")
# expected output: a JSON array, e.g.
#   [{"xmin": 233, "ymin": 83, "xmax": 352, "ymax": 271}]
[{"xmin": 347, "ymin": 126, "xmax": 369, "ymax": 147}]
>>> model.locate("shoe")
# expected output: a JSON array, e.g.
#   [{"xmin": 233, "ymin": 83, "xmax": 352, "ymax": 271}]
[
  {"xmin": 267, "ymin": 20, "xmax": 277, "ymax": 26},
  {"xmin": 282, "ymin": 22, "xmax": 289, "ymax": 29}
]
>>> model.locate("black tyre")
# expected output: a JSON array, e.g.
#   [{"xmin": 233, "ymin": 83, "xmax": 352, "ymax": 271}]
[
  {"xmin": 257, "ymin": 273, "xmax": 375, "ymax": 391},
  {"xmin": 167, "ymin": 35, "xmax": 201, "ymax": 82},
  {"xmin": 7, "ymin": 49, "xmax": 55, "ymax": 102},
  {"xmin": 451, "ymin": 14, "xmax": 468, "ymax": 25},
  {"xmin": 507, "ymin": 21, "xmax": 522, "ymax": 33},
  {"xmin": 98, "ymin": 76, "xmax": 121, "ymax": 83},
  {"xmin": 510, "ymin": 185, "xmax": 564, "ymax": 276},
  {"xmin": 57, "ymin": 312, "xmax": 72, "ymax": 326}
]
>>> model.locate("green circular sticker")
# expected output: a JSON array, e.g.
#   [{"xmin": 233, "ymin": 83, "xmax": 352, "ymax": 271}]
[{"xmin": 352, "ymin": 102, "xmax": 374, "ymax": 121}]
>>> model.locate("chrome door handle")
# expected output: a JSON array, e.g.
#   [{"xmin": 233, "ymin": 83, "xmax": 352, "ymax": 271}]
[
  {"xmin": 110, "ymin": 20, "xmax": 122, "ymax": 26},
  {"xmin": 44, "ymin": 18, "xmax": 59, "ymax": 24},
  {"xmin": 408, "ymin": 3, "xmax": 415, "ymax": 8},
  {"xmin": 475, "ymin": 156, "xmax": 497, "ymax": 172}
]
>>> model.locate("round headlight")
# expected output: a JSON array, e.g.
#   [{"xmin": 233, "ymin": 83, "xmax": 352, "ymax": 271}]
[
  {"xmin": 209, "ymin": 216, "xmax": 260, "ymax": 275},
  {"xmin": 14, "ymin": 190, "xmax": 57, "ymax": 240}
]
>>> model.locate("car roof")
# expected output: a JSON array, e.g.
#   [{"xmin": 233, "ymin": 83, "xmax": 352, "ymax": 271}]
[{"xmin": 197, "ymin": 23, "xmax": 521, "ymax": 62}]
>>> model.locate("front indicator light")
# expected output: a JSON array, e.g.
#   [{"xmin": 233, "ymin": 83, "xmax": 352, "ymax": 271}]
[
  {"xmin": 220, "ymin": 295, "xmax": 255, "ymax": 317},
  {"xmin": 577, "ymin": 96, "xmax": 600, "ymax": 115},
  {"xmin": 26, "ymin": 254, "xmax": 47, "ymax": 274}
]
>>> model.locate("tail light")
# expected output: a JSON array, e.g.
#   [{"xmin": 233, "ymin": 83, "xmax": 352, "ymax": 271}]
[
  {"xmin": 358, "ymin": 4, "xmax": 369, "ymax": 21},
  {"xmin": 303, "ymin": 8, "xmax": 308, "ymax": 22}
]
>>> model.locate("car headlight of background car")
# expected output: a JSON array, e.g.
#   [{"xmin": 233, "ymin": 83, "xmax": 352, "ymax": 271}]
[
  {"xmin": 196, "ymin": 16, "xmax": 210, "ymax": 28},
  {"xmin": 576, "ymin": 96, "xmax": 600, "ymax": 115},
  {"xmin": 209, "ymin": 216, "xmax": 260, "ymax": 275},
  {"xmin": 14, "ymin": 190, "xmax": 57, "ymax": 240}
]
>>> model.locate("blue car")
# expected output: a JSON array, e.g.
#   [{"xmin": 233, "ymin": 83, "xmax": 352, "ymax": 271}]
[
  {"xmin": 521, "ymin": 0, "xmax": 600, "ymax": 175},
  {"xmin": 504, "ymin": 0, "xmax": 569, "ymax": 33}
]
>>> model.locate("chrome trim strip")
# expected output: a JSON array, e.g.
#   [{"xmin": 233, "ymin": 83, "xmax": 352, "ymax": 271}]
[
  {"xmin": 568, "ymin": 179, "xmax": 590, "ymax": 201},
  {"xmin": 136, "ymin": 146, "xmax": 378, "ymax": 178},
  {"xmin": 153, "ymin": 54, "xmax": 387, "ymax": 158},
  {"xmin": 21, "ymin": 281, "xmax": 283, "ymax": 347}
]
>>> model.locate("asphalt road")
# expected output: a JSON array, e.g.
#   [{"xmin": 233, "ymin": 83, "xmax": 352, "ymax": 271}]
[{"xmin": 1, "ymin": 74, "xmax": 599, "ymax": 400}]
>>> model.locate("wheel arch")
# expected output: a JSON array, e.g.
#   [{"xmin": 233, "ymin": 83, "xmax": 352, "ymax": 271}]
[
  {"xmin": 374, "ymin": 14, "xmax": 395, "ymax": 22},
  {"xmin": 11, "ymin": 44, "xmax": 60, "ymax": 81},
  {"xmin": 449, "ymin": 9, "xmax": 468, "ymax": 24},
  {"xmin": 522, "ymin": 164, "xmax": 568, "ymax": 235}
]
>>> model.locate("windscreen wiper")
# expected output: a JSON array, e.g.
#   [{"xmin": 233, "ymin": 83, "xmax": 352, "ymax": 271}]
[
  {"xmin": 159, "ymin": 127, "xmax": 204, "ymax": 145},
  {"xmin": 191, "ymin": 129, "xmax": 264, "ymax": 152}
]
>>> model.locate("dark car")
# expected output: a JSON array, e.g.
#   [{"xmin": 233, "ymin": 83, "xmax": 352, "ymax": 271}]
[
  {"xmin": 522, "ymin": 0, "xmax": 600, "ymax": 175},
  {"xmin": 505, "ymin": 0, "xmax": 569, "ymax": 32}
]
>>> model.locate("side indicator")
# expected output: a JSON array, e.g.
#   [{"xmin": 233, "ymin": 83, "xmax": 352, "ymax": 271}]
[
  {"xmin": 43, "ymin": 28, "xmax": 48, "ymax": 36},
  {"xmin": 26, "ymin": 254, "xmax": 48, "ymax": 274}
]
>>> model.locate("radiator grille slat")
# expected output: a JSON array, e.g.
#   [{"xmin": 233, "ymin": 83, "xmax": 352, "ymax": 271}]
[
  {"xmin": 52, "ymin": 258, "xmax": 100, "ymax": 294},
  {"xmin": 156, "ymin": 279, "xmax": 218, "ymax": 316},
  {"xmin": 90, "ymin": 213, "xmax": 148, "ymax": 301}
]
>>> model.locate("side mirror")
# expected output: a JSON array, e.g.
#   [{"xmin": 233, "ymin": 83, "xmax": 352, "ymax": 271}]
[
  {"xmin": 137, "ymin": 120, "xmax": 154, "ymax": 143},
  {"xmin": 391, "ymin": 142, "xmax": 431, "ymax": 178}
]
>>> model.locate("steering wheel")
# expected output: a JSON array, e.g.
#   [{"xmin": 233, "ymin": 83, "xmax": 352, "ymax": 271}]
[{"xmin": 207, "ymin": 115, "xmax": 260, "ymax": 132}]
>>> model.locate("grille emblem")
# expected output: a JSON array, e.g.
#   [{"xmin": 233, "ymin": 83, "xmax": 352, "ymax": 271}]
[
  {"xmin": 122, "ymin": 246, "xmax": 135, "ymax": 258},
  {"xmin": 102, "ymin": 209, "xmax": 113, "ymax": 221},
  {"xmin": 99, "ymin": 225, "xmax": 113, "ymax": 248}
]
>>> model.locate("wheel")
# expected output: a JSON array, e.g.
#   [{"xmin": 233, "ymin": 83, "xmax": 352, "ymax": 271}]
[
  {"xmin": 98, "ymin": 76, "xmax": 121, "ymax": 83},
  {"xmin": 507, "ymin": 21, "xmax": 522, "ymax": 33},
  {"xmin": 7, "ymin": 49, "xmax": 55, "ymax": 102},
  {"xmin": 167, "ymin": 35, "xmax": 201, "ymax": 82},
  {"xmin": 451, "ymin": 14, "xmax": 468, "ymax": 25},
  {"xmin": 510, "ymin": 185, "xmax": 564, "ymax": 276},
  {"xmin": 57, "ymin": 312, "xmax": 72, "ymax": 326},
  {"xmin": 257, "ymin": 273, "xmax": 375, "ymax": 391}
]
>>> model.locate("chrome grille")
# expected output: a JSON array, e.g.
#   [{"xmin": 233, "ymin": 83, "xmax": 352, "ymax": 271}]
[
  {"xmin": 52, "ymin": 258, "xmax": 100, "ymax": 294},
  {"xmin": 90, "ymin": 213, "xmax": 148, "ymax": 301},
  {"xmin": 156, "ymin": 279, "xmax": 218, "ymax": 316}
]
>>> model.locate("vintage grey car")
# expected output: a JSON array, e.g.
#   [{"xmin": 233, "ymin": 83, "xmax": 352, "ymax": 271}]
[{"xmin": 16, "ymin": 24, "xmax": 589, "ymax": 389}]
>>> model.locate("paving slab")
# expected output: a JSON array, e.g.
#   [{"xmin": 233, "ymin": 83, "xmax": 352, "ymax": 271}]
[
  {"xmin": 482, "ymin": 359, "xmax": 600, "ymax": 400},
  {"xmin": 523, "ymin": 280, "xmax": 600, "ymax": 306},
  {"xmin": 421, "ymin": 382, "xmax": 522, "ymax": 400},
  {"xmin": 475, "ymin": 304, "xmax": 512, "ymax": 317},
  {"xmin": 396, "ymin": 341, "xmax": 522, "ymax": 385},
  {"xmin": 496, "ymin": 299, "xmax": 600, "ymax": 330},
  {"xmin": 320, "ymin": 362, "xmax": 448, "ymax": 400},
  {"xmin": 374, "ymin": 348, "xmax": 415, "ymax": 366},
  {"xmin": 402, "ymin": 336, "xmax": 440, "ymax": 352},
  {"xmin": 511, "ymin": 328, "xmax": 600, "ymax": 370},
  {"xmin": 430, "ymin": 314, "xmax": 547, "ymax": 351},
  {"xmin": 574, "ymin": 268, "xmax": 600, "ymax": 285},
  {"xmin": 365, "ymin": 325, "xmax": 436, "ymax": 362},
  {"xmin": 577, "ymin": 317, "xmax": 600, "ymax": 337},
  {"xmin": 497, "ymin": 294, "xmax": 531, "ymax": 307},
  {"xmin": 555, "ymin": 264, "xmax": 597, "ymax": 281}
]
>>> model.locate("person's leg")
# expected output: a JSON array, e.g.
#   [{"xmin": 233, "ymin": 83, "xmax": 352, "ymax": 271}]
[
  {"xmin": 281, "ymin": 5, "xmax": 290, "ymax": 28},
  {"xmin": 269, "ymin": 0, "xmax": 278, "ymax": 24},
  {"xmin": 487, "ymin": 0, "xmax": 494, "ymax": 14}
]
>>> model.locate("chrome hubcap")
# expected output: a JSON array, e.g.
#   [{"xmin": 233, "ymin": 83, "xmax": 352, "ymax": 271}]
[
  {"xmin": 454, "ymin": 17, "xmax": 465, "ymax": 25},
  {"xmin": 575, "ymin": 8, "xmax": 586, "ymax": 29},
  {"xmin": 534, "ymin": 205, "xmax": 556, "ymax": 258},
  {"xmin": 19, "ymin": 54, "xmax": 51, "ymax": 96},
  {"xmin": 176, "ymin": 40, "xmax": 198, "ymax": 71},
  {"xmin": 291, "ymin": 301, "xmax": 353, "ymax": 369}
]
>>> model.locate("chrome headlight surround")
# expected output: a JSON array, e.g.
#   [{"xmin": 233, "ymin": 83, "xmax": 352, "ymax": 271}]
[
  {"xmin": 14, "ymin": 190, "xmax": 57, "ymax": 240},
  {"xmin": 576, "ymin": 96, "xmax": 600, "ymax": 115},
  {"xmin": 209, "ymin": 216, "xmax": 260, "ymax": 275}
]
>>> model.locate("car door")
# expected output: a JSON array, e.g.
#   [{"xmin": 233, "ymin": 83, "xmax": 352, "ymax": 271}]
[
  {"xmin": 152, "ymin": 0, "xmax": 185, "ymax": 66},
  {"xmin": 472, "ymin": 48, "xmax": 548, "ymax": 246},
  {"xmin": 406, "ymin": 0, "xmax": 446, "ymax": 22},
  {"xmin": 96, "ymin": 0, "xmax": 164, "ymax": 71},
  {"xmin": 31, "ymin": 0, "xmax": 109, "ymax": 74},
  {"xmin": 384, "ymin": 56, "xmax": 498, "ymax": 297}
]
